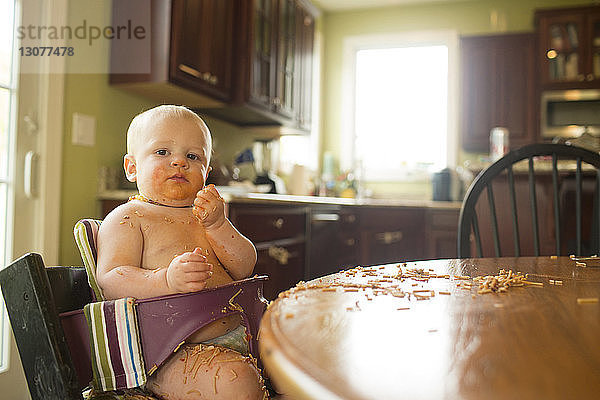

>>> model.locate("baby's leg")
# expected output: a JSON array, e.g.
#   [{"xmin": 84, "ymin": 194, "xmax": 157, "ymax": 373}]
[{"xmin": 147, "ymin": 344, "xmax": 268, "ymax": 400}]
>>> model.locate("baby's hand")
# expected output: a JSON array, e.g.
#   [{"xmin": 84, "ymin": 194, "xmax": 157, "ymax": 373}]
[
  {"xmin": 193, "ymin": 184, "xmax": 226, "ymax": 230},
  {"xmin": 166, "ymin": 248, "xmax": 213, "ymax": 293}
]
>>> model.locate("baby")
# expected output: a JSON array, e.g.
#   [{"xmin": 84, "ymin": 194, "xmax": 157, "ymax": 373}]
[{"xmin": 96, "ymin": 105, "xmax": 267, "ymax": 399}]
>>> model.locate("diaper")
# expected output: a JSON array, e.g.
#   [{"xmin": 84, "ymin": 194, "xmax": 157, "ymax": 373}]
[{"xmin": 201, "ymin": 324, "xmax": 249, "ymax": 355}]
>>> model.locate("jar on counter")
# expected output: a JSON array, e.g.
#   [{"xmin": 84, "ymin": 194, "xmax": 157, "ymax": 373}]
[{"xmin": 490, "ymin": 127, "xmax": 510, "ymax": 161}]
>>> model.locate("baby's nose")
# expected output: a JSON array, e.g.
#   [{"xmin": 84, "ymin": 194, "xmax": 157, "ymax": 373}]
[{"xmin": 170, "ymin": 156, "xmax": 189, "ymax": 168}]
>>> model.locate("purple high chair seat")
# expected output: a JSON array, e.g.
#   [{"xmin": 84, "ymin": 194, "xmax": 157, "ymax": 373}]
[
  {"xmin": 68, "ymin": 218, "xmax": 269, "ymax": 391},
  {"xmin": 60, "ymin": 275, "xmax": 269, "ymax": 390}
]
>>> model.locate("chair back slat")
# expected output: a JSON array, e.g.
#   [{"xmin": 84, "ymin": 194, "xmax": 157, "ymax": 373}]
[
  {"xmin": 472, "ymin": 212, "xmax": 483, "ymax": 257},
  {"xmin": 507, "ymin": 166, "xmax": 521, "ymax": 256},
  {"xmin": 552, "ymin": 154, "xmax": 561, "ymax": 255},
  {"xmin": 486, "ymin": 183, "xmax": 501, "ymax": 256},
  {"xmin": 596, "ymin": 170, "xmax": 600, "ymax": 254},
  {"xmin": 576, "ymin": 157, "xmax": 582, "ymax": 255},
  {"xmin": 528, "ymin": 157, "xmax": 540, "ymax": 256},
  {"xmin": 458, "ymin": 143, "xmax": 600, "ymax": 258}
]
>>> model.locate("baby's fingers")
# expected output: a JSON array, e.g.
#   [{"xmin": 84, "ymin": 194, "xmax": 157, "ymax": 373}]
[
  {"xmin": 179, "ymin": 249, "xmax": 207, "ymax": 263},
  {"xmin": 182, "ymin": 281, "xmax": 208, "ymax": 293},
  {"xmin": 185, "ymin": 270, "xmax": 213, "ymax": 282},
  {"xmin": 180, "ymin": 261, "xmax": 213, "ymax": 273}
]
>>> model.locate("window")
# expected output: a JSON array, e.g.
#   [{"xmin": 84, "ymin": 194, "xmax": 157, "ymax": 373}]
[
  {"xmin": 341, "ymin": 32, "xmax": 458, "ymax": 181},
  {"xmin": 0, "ymin": 0, "xmax": 17, "ymax": 372}
]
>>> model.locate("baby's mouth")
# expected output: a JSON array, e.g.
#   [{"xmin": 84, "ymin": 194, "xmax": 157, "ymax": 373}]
[{"xmin": 168, "ymin": 173, "xmax": 189, "ymax": 183}]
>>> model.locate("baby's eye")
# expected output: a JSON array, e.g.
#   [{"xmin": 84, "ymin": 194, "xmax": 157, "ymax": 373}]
[
  {"xmin": 187, "ymin": 153, "xmax": 199, "ymax": 161},
  {"xmin": 155, "ymin": 149, "xmax": 168, "ymax": 156}
]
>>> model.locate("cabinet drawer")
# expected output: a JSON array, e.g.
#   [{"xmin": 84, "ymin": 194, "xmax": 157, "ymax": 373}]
[
  {"xmin": 428, "ymin": 209, "xmax": 460, "ymax": 230},
  {"xmin": 230, "ymin": 206, "xmax": 306, "ymax": 243},
  {"xmin": 360, "ymin": 207, "xmax": 425, "ymax": 230},
  {"xmin": 255, "ymin": 241, "xmax": 305, "ymax": 300}
]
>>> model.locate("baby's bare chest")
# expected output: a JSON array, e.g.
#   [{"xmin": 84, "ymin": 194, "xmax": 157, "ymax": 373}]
[{"xmin": 135, "ymin": 211, "xmax": 212, "ymax": 266}]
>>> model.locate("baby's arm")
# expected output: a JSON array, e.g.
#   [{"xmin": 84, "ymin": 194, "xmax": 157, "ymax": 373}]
[
  {"xmin": 97, "ymin": 205, "xmax": 213, "ymax": 299},
  {"xmin": 194, "ymin": 185, "xmax": 257, "ymax": 280}
]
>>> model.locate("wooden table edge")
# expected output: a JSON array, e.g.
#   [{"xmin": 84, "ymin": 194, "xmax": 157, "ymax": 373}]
[{"xmin": 260, "ymin": 307, "xmax": 345, "ymax": 400}]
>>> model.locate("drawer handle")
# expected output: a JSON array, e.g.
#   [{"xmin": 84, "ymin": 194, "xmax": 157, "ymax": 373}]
[
  {"xmin": 345, "ymin": 238, "xmax": 356, "ymax": 246},
  {"xmin": 178, "ymin": 64, "xmax": 218, "ymax": 85},
  {"xmin": 272, "ymin": 218, "xmax": 284, "ymax": 229},
  {"xmin": 376, "ymin": 231, "xmax": 403, "ymax": 244},
  {"xmin": 344, "ymin": 214, "xmax": 356, "ymax": 223},
  {"xmin": 312, "ymin": 213, "xmax": 339, "ymax": 222},
  {"xmin": 268, "ymin": 246, "xmax": 290, "ymax": 265},
  {"xmin": 178, "ymin": 64, "xmax": 201, "ymax": 78}
]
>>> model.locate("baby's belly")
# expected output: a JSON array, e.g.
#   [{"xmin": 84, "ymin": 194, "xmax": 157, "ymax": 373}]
[{"xmin": 185, "ymin": 314, "xmax": 242, "ymax": 343}]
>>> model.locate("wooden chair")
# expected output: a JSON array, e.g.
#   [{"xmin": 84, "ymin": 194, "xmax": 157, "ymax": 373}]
[
  {"xmin": 457, "ymin": 143, "xmax": 600, "ymax": 258},
  {"xmin": 0, "ymin": 251, "xmax": 268, "ymax": 399}
]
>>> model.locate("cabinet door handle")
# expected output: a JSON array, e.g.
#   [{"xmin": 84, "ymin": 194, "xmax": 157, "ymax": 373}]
[
  {"xmin": 344, "ymin": 214, "xmax": 356, "ymax": 223},
  {"xmin": 375, "ymin": 231, "xmax": 403, "ymax": 244},
  {"xmin": 311, "ymin": 213, "xmax": 339, "ymax": 222},
  {"xmin": 345, "ymin": 238, "xmax": 356, "ymax": 246},
  {"xmin": 587, "ymin": 74, "xmax": 594, "ymax": 81},
  {"xmin": 268, "ymin": 245, "xmax": 290, "ymax": 265},
  {"xmin": 272, "ymin": 218, "xmax": 284, "ymax": 229},
  {"xmin": 178, "ymin": 64, "xmax": 201, "ymax": 78}
]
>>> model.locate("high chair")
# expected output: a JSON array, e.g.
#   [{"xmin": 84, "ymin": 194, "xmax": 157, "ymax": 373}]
[{"xmin": 0, "ymin": 218, "xmax": 268, "ymax": 400}]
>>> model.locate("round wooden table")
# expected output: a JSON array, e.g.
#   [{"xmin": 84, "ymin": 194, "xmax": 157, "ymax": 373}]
[{"xmin": 258, "ymin": 257, "xmax": 600, "ymax": 400}]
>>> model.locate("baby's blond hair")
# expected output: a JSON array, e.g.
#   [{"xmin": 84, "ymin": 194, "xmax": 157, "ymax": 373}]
[{"xmin": 126, "ymin": 105, "xmax": 212, "ymax": 156}]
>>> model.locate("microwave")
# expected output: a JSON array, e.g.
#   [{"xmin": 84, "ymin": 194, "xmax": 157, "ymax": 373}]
[{"xmin": 541, "ymin": 89, "xmax": 600, "ymax": 138}]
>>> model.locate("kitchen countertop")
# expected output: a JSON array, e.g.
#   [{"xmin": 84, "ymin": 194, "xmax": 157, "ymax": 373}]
[
  {"xmin": 229, "ymin": 192, "xmax": 462, "ymax": 209},
  {"xmin": 98, "ymin": 189, "xmax": 462, "ymax": 209}
]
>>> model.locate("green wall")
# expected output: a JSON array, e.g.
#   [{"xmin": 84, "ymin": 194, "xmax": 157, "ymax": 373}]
[{"xmin": 319, "ymin": 0, "xmax": 585, "ymax": 198}]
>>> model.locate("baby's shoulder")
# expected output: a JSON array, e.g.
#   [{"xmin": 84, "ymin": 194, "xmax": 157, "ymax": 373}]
[{"xmin": 101, "ymin": 201, "xmax": 150, "ymax": 228}]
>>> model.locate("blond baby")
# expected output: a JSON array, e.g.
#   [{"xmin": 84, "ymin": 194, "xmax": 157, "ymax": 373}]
[{"xmin": 96, "ymin": 105, "xmax": 267, "ymax": 399}]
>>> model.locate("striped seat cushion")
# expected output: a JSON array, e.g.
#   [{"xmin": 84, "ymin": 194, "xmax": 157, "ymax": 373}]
[
  {"xmin": 74, "ymin": 219, "xmax": 104, "ymax": 301},
  {"xmin": 84, "ymin": 297, "xmax": 146, "ymax": 391}
]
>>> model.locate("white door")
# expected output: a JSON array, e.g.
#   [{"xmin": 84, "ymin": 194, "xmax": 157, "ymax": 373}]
[{"xmin": 0, "ymin": 0, "xmax": 65, "ymax": 398}]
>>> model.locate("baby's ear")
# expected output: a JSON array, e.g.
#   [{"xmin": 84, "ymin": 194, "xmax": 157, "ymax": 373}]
[{"xmin": 123, "ymin": 154, "xmax": 137, "ymax": 182}]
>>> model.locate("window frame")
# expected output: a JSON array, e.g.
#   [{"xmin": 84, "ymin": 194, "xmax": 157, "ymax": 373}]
[
  {"xmin": 340, "ymin": 31, "xmax": 459, "ymax": 181},
  {"xmin": 0, "ymin": 0, "xmax": 18, "ymax": 373}
]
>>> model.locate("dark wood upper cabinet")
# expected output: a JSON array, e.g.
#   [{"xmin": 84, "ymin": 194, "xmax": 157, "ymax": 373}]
[
  {"xmin": 535, "ymin": 5, "xmax": 600, "ymax": 90},
  {"xmin": 110, "ymin": 0, "xmax": 317, "ymax": 131},
  {"xmin": 169, "ymin": 0, "xmax": 236, "ymax": 102},
  {"xmin": 460, "ymin": 33, "xmax": 537, "ymax": 153}
]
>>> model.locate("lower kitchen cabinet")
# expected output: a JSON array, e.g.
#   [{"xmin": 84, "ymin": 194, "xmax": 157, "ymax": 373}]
[
  {"xmin": 360, "ymin": 208, "xmax": 426, "ymax": 265},
  {"xmin": 228, "ymin": 203, "xmax": 309, "ymax": 300},
  {"xmin": 426, "ymin": 208, "xmax": 460, "ymax": 259},
  {"xmin": 255, "ymin": 240, "xmax": 305, "ymax": 300}
]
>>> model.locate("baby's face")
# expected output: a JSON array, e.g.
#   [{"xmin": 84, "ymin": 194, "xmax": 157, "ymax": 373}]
[{"xmin": 128, "ymin": 116, "xmax": 211, "ymax": 206}]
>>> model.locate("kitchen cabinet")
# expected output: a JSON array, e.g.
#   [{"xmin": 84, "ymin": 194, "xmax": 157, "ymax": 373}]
[
  {"xmin": 169, "ymin": 0, "xmax": 237, "ymax": 102},
  {"xmin": 535, "ymin": 5, "xmax": 600, "ymax": 90},
  {"xmin": 460, "ymin": 33, "xmax": 537, "ymax": 153},
  {"xmin": 110, "ymin": 0, "xmax": 317, "ymax": 131},
  {"xmin": 308, "ymin": 206, "xmax": 360, "ymax": 280},
  {"xmin": 244, "ymin": 0, "xmax": 315, "ymax": 125},
  {"xmin": 360, "ymin": 208, "xmax": 426, "ymax": 265},
  {"xmin": 228, "ymin": 203, "xmax": 308, "ymax": 300},
  {"xmin": 426, "ymin": 208, "xmax": 460, "ymax": 259}
]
